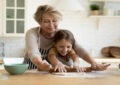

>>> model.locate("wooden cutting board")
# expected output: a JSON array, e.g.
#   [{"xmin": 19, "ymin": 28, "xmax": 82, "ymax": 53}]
[
  {"xmin": 101, "ymin": 46, "xmax": 120, "ymax": 57},
  {"xmin": 0, "ymin": 59, "xmax": 3, "ymax": 64},
  {"xmin": 110, "ymin": 47, "xmax": 120, "ymax": 58}
]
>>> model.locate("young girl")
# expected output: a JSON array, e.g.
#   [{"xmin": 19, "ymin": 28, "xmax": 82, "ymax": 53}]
[{"xmin": 48, "ymin": 30, "xmax": 86, "ymax": 72}]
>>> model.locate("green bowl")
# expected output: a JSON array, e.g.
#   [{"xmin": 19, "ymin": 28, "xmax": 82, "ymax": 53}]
[{"xmin": 4, "ymin": 64, "xmax": 29, "ymax": 75}]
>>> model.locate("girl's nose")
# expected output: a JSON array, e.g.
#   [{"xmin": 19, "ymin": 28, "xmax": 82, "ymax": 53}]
[{"xmin": 63, "ymin": 48, "xmax": 68, "ymax": 52}]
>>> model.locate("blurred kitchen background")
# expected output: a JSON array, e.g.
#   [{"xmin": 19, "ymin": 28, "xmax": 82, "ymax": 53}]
[{"xmin": 0, "ymin": 0, "xmax": 120, "ymax": 59}]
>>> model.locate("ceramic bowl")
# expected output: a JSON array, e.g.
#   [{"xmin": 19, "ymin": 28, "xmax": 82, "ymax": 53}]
[{"xmin": 4, "ymin": 64, "xmax": 28, "ymax": 75}]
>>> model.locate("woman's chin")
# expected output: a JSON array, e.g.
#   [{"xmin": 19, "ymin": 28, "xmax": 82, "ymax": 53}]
[{"xmin": 48, "ymin": 29, "xmax": 56, "ymax": 33}]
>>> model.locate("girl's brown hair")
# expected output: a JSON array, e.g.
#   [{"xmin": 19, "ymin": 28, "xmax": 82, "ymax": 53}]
[
  {"xmin": 54, "ymin": 30, "xmax": 75, "ymax": 47},
  {"xmin": 34, "ymin": 5, "xmax": 62, "ymax": 24}
]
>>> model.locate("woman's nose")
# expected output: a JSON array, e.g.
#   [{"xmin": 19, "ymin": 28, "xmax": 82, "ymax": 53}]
[{"xmin": 49, "ymin": 21, "xmax": 54, "ymax": 27}]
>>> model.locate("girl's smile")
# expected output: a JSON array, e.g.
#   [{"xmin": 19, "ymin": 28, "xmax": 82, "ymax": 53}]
[{"xmin": 55, "ymin": 39, "xmax": 72, "ymax": 56}]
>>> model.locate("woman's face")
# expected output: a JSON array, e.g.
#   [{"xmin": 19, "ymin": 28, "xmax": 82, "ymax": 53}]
[
  {"xmin": 55, "ymin": 39, "xmax": 72, "ymax": 56},
  {"xmin": 40, "ymin": 14, "xmax": 59, "ymax": 34}
]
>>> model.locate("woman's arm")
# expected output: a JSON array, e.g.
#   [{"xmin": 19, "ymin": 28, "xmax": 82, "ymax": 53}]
[
  {"xmin": 73, "ymin": 42, "xmax": 110, "ymax": 70},
  {"xmin": 25, "ymin": 28, "xmax": 41, "ymax": 62},
  {"xmin": 25, "ymin": 28, "xmax": 50, "ymax": 70},
  {"xmin": 73, "ymin": 42, "xmax": 97, "ymax": 65}
]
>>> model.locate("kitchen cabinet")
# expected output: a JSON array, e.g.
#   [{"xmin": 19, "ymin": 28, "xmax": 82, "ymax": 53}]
[{"xmin": 0, "ymin": 0, "xmax": 26, "ymax": 37}]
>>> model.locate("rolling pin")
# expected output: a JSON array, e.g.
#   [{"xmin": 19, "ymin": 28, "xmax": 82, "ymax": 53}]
[{"xmin": 49, "ymin": 67, "xmax": 92, "ymax": 73}]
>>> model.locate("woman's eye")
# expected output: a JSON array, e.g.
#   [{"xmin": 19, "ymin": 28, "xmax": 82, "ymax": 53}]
[
  {"xmin": 43, "ymin": 21, "xmax": 49, "ymax": 23},
  {"xmin": 53, "ymin": 20, "xmax": 57, "ymax": 22}
]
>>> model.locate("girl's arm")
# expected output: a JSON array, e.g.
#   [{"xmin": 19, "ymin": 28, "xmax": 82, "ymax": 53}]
[
  {"xmin": 69, "ymin": 49, "xmax": 79, "ymax": 64},
  {"xmin": 48, "ymin": 48, "xmax": 67, "ymax": 72},
  {"xmin": 69, "ymin": 49, "xmax": 86, "ymax": 72},
  {"xmin": 48, "ymin": 54, "xmax": 60, "ymax": 65},
  {"xmin": 48, "ymin": 48, "xmax": 60, "ymax": 65}
]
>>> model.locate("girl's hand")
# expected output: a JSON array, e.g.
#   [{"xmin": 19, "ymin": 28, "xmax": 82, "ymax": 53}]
[
  {"xmin": 91, "ymin": 63, "xmax": 110, "ymax": 71},
  {"xmin": 54, "ymin": 62, "xmax": 67, "ymax": 72},
  {"xmin": 73, "ymin": 63, "xmax": 86, "ymax": 72}
]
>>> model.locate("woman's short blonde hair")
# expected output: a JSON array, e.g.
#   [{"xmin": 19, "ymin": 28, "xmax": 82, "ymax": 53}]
[{"xmin": 34, "ymin": 5, "xmax": 62, "ymax": 24}]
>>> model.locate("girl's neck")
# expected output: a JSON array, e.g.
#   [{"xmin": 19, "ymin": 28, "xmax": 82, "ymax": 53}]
[{"xmin": 40, "ymin": 29, "xmax": 55, "ymax": 39}]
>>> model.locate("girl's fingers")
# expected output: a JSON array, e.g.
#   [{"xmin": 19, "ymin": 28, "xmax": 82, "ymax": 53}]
[
  {"xmin": 54, "ymin": 66, "xmax": 58, "ymax": 71},
  {"xmin": 75, "ymin": 67, "xmax": 86, "ymax": 72},
  {"xmin": 54, "ymin": 65, "xmax": 66, "ymax": 72}
]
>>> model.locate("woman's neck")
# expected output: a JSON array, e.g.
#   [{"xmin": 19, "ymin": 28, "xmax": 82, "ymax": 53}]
[{"xmin": 40, "ymin": 30, "xmax": 55, "ymax": 39}]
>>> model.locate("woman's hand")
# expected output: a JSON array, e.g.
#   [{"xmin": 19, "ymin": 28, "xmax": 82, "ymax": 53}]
[
  {"xmin": 37, "ymin": 60, "xmax": 52, "ymax": 71},
  {"xmin": 91, "ymin": 63, "xmax": 110, "ymax": 71},
  {"xmin": 32, "ymin": 57, "xmax": 51, "ymax": 71},
  {"xmin": 54, "ymin": 62, "xmax": 67, "ymax": 72}
]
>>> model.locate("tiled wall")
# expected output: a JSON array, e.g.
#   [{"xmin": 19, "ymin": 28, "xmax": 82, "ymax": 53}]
[
  {"xmin": 0, "ymin": 0, "xmax": 120, "ymax": 58},
  {"xmin": 0, "ymin": 37, "xmax": 25, "ymax": 58}
]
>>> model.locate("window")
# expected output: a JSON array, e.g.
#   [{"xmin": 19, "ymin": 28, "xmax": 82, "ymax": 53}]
[{"xmin": 4, "ymin": 0, "xmax": 25, "ymax": 36}]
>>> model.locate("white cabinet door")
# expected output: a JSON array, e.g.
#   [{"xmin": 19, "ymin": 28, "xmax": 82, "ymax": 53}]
[
  {"xmin": 0, "ymin": 0, "xmax": 26, "ymax": 37},
  {"xmin": 0, "ymin": 0, "xmax": 2, "ymax": 35}
]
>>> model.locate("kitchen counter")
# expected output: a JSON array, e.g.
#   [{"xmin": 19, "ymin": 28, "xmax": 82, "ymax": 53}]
[{"xmin": 0, "ymin": 69, "xmax": 120, "ymax": 85}]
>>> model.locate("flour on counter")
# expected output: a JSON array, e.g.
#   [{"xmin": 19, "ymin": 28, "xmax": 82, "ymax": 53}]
[{"xmin": 52, "ymin": 72, "xmax": 106, "ymax": 78}]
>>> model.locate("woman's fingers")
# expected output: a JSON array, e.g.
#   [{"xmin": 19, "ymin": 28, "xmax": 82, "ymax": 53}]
[
  {"xmin": 94, "ymin": 64, "xmax": 111, "ymax": 71},
  {"xmin": 104, "ymin": 64, "xmax": 111, "ymax": 68},
  {"xmin": 38, "ymin": 63, "xmax": 51, "ymax": 71}
]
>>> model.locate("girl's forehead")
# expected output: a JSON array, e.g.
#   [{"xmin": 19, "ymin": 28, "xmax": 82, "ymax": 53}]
[{"xmin": 56, "ymin": 39, "xmax": 71, "ymax": 44}]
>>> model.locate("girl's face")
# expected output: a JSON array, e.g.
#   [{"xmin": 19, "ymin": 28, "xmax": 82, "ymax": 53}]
[
  {"xmin": 40, "ymin": 13, "xmax": 59, "ymax": 34},
  {"xmin": 55, "ymin": 39, "xmax": 72, "ymax": 56}
]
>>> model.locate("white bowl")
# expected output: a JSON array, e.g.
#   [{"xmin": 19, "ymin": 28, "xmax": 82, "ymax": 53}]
[{"xmin": 3, "ymin": 57, "xmax": 24, "ymax": 64}]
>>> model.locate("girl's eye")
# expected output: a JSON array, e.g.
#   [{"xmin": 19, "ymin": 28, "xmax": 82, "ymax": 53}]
[
  {"xmin": 67, "ymin": 46, "xmax": 71, "ymax": 48},
  {"xmin": 59, "ymin": 46, "xmax": 64, "ymax": 48}
]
